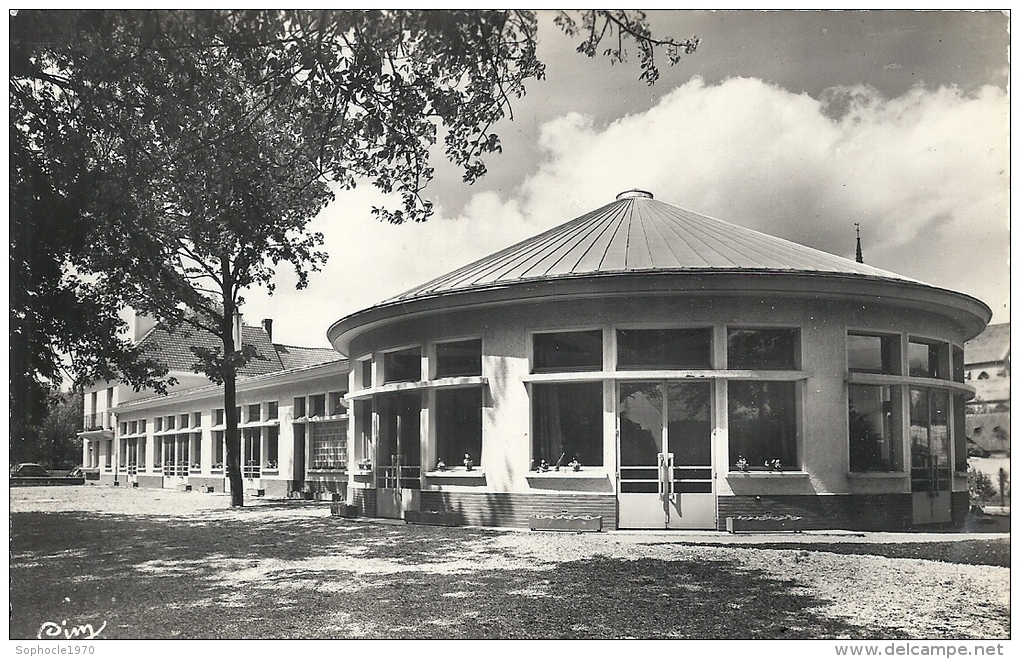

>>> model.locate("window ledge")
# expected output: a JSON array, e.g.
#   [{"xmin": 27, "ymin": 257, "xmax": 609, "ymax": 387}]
[
  {"xmin": 726, "ymin": 471, "xmax": 809, "ymax": 479},
  {"xmin": 527, "ymin": 470, "xmax": 609, "ymax": 479},
  {"xmin": 425, "ymin": 469, "xmax": 486, "ymax": 478},
  {"xmin": 847, "ymin": 471, "xmax": 908, "ymax": 479},
  {"xmin": 309, "ymin": 468, "xmax": 347, "ymax": 474}
]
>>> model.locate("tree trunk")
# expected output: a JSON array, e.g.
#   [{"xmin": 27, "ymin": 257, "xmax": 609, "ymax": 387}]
[
  {"xmin": 225, "ymin": 359, "xmax": 243, "ymax": 506},
  {"xmin": 222, "ymin": 277, "xmax": 244, "ymax": 507}
]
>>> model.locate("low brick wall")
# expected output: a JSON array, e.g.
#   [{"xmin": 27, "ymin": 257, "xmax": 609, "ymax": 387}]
[
  {"xmin": 951, "ymin": 491, "xmax": 969, "ymax": 527},
  {"xmin": 349, "ymin": 488, "xmax": 377, "ymax": 518},
  {"xmin": 717, "ymin": 494, "xmax": 914, "ymax": 531},
  {"xmin": 304, "ymin": 479, "xmax": 348, "ymax": 498},
  {"xmin": 9, "ymin": 477, "xmax": 85, "ymax": 487},
  {"xmin": 189, "ymin": 476, "xmax": 226, "ymax": 493},
  {"xmin": 136, "ymin": 474, "xmax": 163, "ymax": 489},
  {"xmin": 261, "ymin": 479, "xmax": 290, "ymax": 498},
  {"xmin": 418, "ymin": 491, "xmax": 617, "ymax": 530}
]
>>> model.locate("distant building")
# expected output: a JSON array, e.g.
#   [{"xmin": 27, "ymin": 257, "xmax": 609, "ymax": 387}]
[
  {"xmin": 965, "ymin": 323, "xmax": 1010, "ymax": 456},
  {"xmin": 78, "ymin": 315, "xmax": 349, "ymax": 497}
]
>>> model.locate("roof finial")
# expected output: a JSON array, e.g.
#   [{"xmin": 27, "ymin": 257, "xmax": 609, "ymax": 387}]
[
  {"xmin": 616, "ymin": 189, "xmax": 653, "ymax": 200},
  {"xmin": 855, "ymin": 223, "xmax": 864, "ymax": 264}
]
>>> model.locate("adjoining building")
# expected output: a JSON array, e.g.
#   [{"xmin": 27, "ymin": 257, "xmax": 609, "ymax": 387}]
[
  {"xmin": 328, "ymin": 189, "xmax": 990, "ymax": 530},
  {"xmin": 963, "ymin": 323, "xmax": 1010, "ymax": 457},
  {"xmin": 79, "ymin": 315, "xmax": 350, "ymax": 498}
]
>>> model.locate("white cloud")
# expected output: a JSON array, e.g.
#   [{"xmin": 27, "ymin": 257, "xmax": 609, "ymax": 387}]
[{"xmin": 246, "ymin": 76, "xmax": 1009, "ymax": 348}]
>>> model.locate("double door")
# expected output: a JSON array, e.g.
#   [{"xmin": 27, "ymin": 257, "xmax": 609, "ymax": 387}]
[
  {"xmin": 376, "ymin": 391, "xmax": 422, "ymax": 519},
  {"xmin": 618, "ymin": 381, "xmax": 715, "ymax": 529},
  {"xmin": 910, "ymin": 388, "xmax": 952, "ymax": 525}
]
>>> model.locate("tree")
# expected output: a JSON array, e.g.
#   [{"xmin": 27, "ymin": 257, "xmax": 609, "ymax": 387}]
[
  {"xmin": 10, "ymin": 388, "xmax": 83, "ymax": 469},
  {"xmin": 10, "ymin": 10, "xmax": 698, "ymax": 505}
]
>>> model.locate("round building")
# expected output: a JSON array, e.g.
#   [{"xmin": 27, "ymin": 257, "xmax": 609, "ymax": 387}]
[{"xmin": 328, "ymin": 190, "xmax": 990, "ymax": 531}]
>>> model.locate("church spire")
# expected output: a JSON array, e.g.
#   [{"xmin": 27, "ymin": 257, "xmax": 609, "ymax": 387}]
[{"xmin": 855, "ymin": 223, "xmax": 864, "ymax": 264}]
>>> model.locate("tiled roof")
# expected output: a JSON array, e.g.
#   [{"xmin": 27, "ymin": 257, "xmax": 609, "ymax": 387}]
[
  {"xmin": 389, "ymin": 189, "xmax": 918, "ymax": 303},
  {"xmin": 137, "ymin": 322, "xmax": 295, "ymax": 378},
  {"xmin": 964, "ymin": 323, "xmax": 1010, "ymax": 366},
  {"xmin": 276, "ymin": 344, "xmax": 344, "ymax": 371},
  {"xmin": 967, "ymin": 411, "xmax": 1010, "ymax": 453}
]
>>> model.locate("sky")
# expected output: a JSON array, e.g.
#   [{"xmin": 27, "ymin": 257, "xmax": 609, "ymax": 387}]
[{"xmin": 242, "ymin": 10, "xmax": 1011, "ymax": 349}]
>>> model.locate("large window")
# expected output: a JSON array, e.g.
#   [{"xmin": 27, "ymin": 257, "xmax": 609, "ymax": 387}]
[
  {"xmin": 727, "ymin": 328, "xmax": 798, "ymax": 370},
  {"xmin": 436, "ymin": 339, "xmax": 482, "ymax": 378},
  {"xmin": 533, "ymin": 330, "xmax": 602, "ymax": 372},
  {"xmin": 384, "ymin": 347, "xmax": 421, "ymax": 383},
  {"xmin": 617, "ymin": 328, "xmax": 712, "ymax": 369},
  {"xmin": 909, "ymin": 387, "xmax": 950, "ymax": 491},
  {"xmin": 310, "ymin": 420, "xmax": 346, "ymax": 470},
  {"xmin": 266, "ymin": 426, "xmax": 279, "ymax": 471},
  {"xmin": 953, "ymin": 394, "xmax": 967, "ymax": 472},
  {"xmin": 908, "ymin": 339, "xmax": 949, "ymax": 379},
  {"xmin": 952, "ymin": 346, "xmax": 965, "ymax": 383},
  {"xmin": 190, "ymin": 432, "xmax": 202, "ymax": 471},
  {"xmin": 435, "ymin": 387, "xmax": 483, "ymax": 469},
  {"xmin": 728, "ymin": 381, "xmax": 797, "ymax": 469},
  {"xmin": 848, "ymin": 384, "xmax": 902, "ymax": 472},
  {"xmin": 531, "ymin": 382, "xmax": 603, "ymax": 467},
  {"xmin": 847, "ymin": 333, "xmax": 896, "ymax": 374},
  {"xmin": 361, "ymin": 359, "xmax": 373, "ymax": 389},
  {"xmin": 212, "ymin": 431, "xmax": 224, "ymax": 471},
  {"xmin": 243, "ymin": 428, "xmax": 261, "ymax": 478}
]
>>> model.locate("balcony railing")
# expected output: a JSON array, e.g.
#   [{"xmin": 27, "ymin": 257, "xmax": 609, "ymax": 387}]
[{"xmin": 83, "ymin": 411, "xmax": 113, "ymax": 431}]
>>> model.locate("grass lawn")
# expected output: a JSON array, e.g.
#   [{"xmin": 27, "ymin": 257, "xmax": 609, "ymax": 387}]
[{"xmin": 10, "ymin": 507, "xmax": 1007, "ymax": 640}]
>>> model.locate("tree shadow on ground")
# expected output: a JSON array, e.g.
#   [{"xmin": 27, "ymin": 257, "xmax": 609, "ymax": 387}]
[
  {"xmin": 661, "ymin": 540, "xmax": 1011, "ymax": 567},
  {"xmin": 8, "ymin": 512, "xmax": 911, "ymax": 639}
]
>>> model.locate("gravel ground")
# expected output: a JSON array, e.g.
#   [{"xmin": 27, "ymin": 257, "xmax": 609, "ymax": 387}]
[{"xmin": 10, "ymin": 484, "xmax": 1011, "ymax": 639}]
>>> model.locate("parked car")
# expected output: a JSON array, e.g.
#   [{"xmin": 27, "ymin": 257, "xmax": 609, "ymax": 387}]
[{"xmin": 10, "ymin": 463, "xmax": 50, "ymax": 477}]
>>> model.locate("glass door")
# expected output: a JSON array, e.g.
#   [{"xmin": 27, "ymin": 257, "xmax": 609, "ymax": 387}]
[
  {"xmin": 618, "ymin": 381, "xmax": 714, "ymax": 529},
  {"xmin": 376, "ymin": 391, "xmax": 422, "ymax": 519},
  {"xmin": 910, "ymin": 388, "xmax": 952, "ymax": 524}
]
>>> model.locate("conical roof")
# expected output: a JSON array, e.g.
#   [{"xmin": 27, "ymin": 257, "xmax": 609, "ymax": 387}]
[{"xmin": 389, "ymin": 189, "xmax": 915, "ymax": 303}]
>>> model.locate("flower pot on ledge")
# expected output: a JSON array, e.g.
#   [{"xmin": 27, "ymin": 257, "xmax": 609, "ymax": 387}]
[{"xmin": 529, "ymin": 512, "xmax": 602, "ymax": 532}]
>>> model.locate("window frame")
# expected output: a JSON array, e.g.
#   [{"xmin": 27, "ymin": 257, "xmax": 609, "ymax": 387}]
[
  {"xmin": 530, "ymin": 380, "xmax": 605, "ymax": 469},
  {"xmin": 435, "ymin": 338, "xmax": 483, "ymax": 379},
  {"xmin": 846, "ymin": 331, "xmax": 899, "ymax": 375},
  {"xmin": 726, "ymin": 379, "xmax": 801, "ymax": 472},
  {"xmin": 615, "ymin": 326, "xmax": 713, "ymax": 371},
  {"xmin": 382, "ymin": 346, "xmax": 423, "ymax": 384},
  {"xmin": 726, "ymin": 326, "xmax": 801, "ymax": 371},
  {"xmin": 847, "ymin": 383, "xmax": 903, "ymax": 473},
  {"xmin": 531, "ymin": 328, "xmax": 604, "ymax": 373}
]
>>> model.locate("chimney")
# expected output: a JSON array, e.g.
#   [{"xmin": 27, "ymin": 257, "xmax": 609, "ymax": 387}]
[
  {"xmin": 261, "ymin": 318, "xmax": 273, "ymax": 342},
  {"xmin": 131, "ymin": 311, "xmax": 156, "ymax": 343},
  {"xmin": 232, "ymin": 311, "xmax": 242, "ymax": 349}
]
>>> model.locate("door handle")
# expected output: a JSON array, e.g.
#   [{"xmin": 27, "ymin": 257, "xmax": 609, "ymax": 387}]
[
  {"xmin": 658, "ymin": 453, "xmax": 667, "ymax": 501},
  {"xmin": 668, "ymin": 453, "xmax": 675, "ymax": 501}
]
